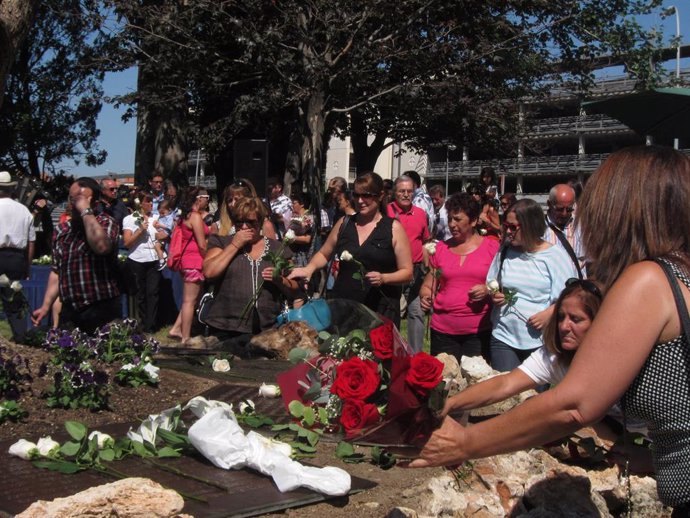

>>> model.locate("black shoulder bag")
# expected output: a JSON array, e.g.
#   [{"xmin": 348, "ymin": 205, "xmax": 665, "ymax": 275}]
[{"xmin": 546, "ymin": 218, "xmax": 583, "ymax": 280}]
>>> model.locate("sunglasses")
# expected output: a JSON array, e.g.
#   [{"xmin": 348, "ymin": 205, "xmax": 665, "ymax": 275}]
[
  {"xmin": 354, "ymin": 191, "xmax": 378, "ymax": 199},
  {"xmin": 235, "ymin": 219, "xmax": 260, "ymax": 227},
  {"xmin": 503, "ymin": 222, "xmax": 520, "ymax": 232},
  {"xmin": 553, "ymin": 205, "xmax": 575, "ymax": 213},
  {"xmin": 565, "ymin": 278, "xmax": 602, "ymax": 300}
]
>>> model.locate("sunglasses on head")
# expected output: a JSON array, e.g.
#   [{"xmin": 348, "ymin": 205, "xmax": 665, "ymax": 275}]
[{"xmin": 565, "ymin": 278, "xmax": 602, "ymax": 300}]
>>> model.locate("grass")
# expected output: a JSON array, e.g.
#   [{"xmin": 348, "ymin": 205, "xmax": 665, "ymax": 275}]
[{"xmin": 0, "ymin": 320, "xmax": 10, "ymax": 340}]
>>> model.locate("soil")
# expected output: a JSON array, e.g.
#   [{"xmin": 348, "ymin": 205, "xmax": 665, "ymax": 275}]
[{"xmin": 0, "ymin": 337, "xmax": 445, "ymax": 517}]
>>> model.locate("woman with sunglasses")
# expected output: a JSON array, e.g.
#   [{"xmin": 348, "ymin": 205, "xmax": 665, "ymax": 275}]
[
  {"xmin": 411, "ymin": 146, "xmax": 690, "ymax": 516},
  {"xmin": 289, "ymin": 172, "xmax": 413, "ymax": 325},
  {"xmin": 168, "ymin": 187, "xmax": 211, "ymax": 343},
  {"xmin": 203, "ymin": 197, "xmax": 299, "ymax": 354},
  {"xmin": 487, "ymin": 198, "xmax": 578, "ymax": 372},
  {"xmin": 215, "ymin": 179, "xmax": 276, "ymax": 239},
  {"xmin": 441, "ymin": 279, "xmax": 601, "ymax": 416}
]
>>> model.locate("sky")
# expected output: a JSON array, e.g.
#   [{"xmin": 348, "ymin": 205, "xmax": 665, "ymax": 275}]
[{"xmin": 69, "ymin": 6, "xmax": 690, "ymax": 178}]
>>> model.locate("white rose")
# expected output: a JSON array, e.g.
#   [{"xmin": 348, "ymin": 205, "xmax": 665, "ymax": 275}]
[
  {"xmin": 283, "ymin": 229, "xmax": 296, "ymax": 243},
  {"xmin": 479, "ymin": 228, "xmax": 488, "ymax": 236},
  {"xmin": 10, "ymin": 280, "xmax": 22, "ymax": 292},
  {"xmin": 423, "ymin": 240, "xmax": 438, "ymax": 256},
  {"xmin": 239, "ymin": 399, "xmax": 255, "ymax": 414},
  {"xmin": 8, "ymin": 439, "xmax": 38, "ymax": 460},
  {"xmin": 258, "ymin": 383, "xmax": 281, "ymax": 398},
  {"xmin": 212, "ymin": 358, "xmax": 231, "ymax": 372},
  {"xmin": 36, "ymin": 436, "xmax": 61, "ymax": 457},
  {"xmin": 120, "ymin": 363, "xmax": 135, "ymax": 371},
  {"xmin": 88, "ymin": 431, "xmax": 114, "ymax": 449},
  {"xmin": 486, "ymin": 279, "xmax": 500, "ymax": 293},
  {"xmin": 143, "ymin": 362, "xmax": 160, "ymax": 381},
  {"xmin": 0, "ymin": 274, "xmax": 10, "ymax": 287},
  {"xmin": 340, "ymin": 250, "xmax": 353, "ymax": 262}
]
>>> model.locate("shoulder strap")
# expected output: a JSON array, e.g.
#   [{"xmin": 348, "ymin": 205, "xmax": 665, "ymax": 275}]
[
  {"xmin": 547, "ymin": 218, "xmax": 583, "ymax": 279},
  {"xmin": 336, "ymin": 215, "xmax": 351, "ymax": 241},
  {"xmin": 496, "ymin": 244, "xmax": 510, "ymax": 286},
  {"xmin": 654, "ymin": 258, "xmax": 690, "ymax": 339}
]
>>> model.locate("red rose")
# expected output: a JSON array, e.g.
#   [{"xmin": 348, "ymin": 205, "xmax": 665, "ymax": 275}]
[
  {"xmin": 369, "ymin": 319, "xmax": 394, "ymax": 360},
  {"xmin": 330, "ymin": 357, "xmax": 380, "ymax": 400},
  {"xmin": 340, "ymin": 399, "xmax": 381, "ymax": 436},
  {"xmin": 405, "ymin": 352, "xmax": 444, "ymax": 396}
]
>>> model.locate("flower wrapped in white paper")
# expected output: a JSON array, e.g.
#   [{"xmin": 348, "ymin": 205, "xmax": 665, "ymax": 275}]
[
  {"xmin": 187, "ymin": 404, "xmax": 351, "ymax": 496},
  {"xmin": 8, "ymin": 439, "xmax": 39, "ymax": 460}
]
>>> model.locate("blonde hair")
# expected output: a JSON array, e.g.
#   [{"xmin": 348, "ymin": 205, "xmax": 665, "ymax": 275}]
[
  {"xmin": 578, "ymin": 145, "xmax": 690, "ymax": 290},
  {"xmin": 217, "ymin": 179, "xmax": 259, "ymax": 236}
]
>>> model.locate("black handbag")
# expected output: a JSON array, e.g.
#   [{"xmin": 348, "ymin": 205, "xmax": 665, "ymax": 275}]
[{"xmin": 196, "ymin": 290, "xmax": 215, "ymax": 326}]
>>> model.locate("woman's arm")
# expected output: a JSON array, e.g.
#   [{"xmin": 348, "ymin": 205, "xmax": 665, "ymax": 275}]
[
  {"xmin": 187, "ymin": 213, "xmax": 207, "ymax": 256},
  {"xmin": 419, "ymin": 271, "xmax": 434, "ymax": 311},
  {"xmin": 203, "ymin": 229, "xmax": 253, "ymax": 279},
  {"xmin": 409, "ymin": 262, "xmax": 675, "ymax": 467},
  {"xmin": 367, "ymin": 219, "xmax": 413, "ymax": 287},
  {"xmin": 288, "ymin": 216, "xmax": 344, "ymax": 280},
  {"xmin": 442, "ymin": 370, "xmax": 536, "ymax": 416},
  {"xmin": 122, "ymin": 226, "xmax": 144, "ymax": 250}
]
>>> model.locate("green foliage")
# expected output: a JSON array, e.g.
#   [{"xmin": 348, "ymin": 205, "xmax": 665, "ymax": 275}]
[
  {"xmin": 0, "ymin": 0, "xmax": 109, "ymax": 176},
  {"xmin": 0, "ymin": 400, "xmax": 28, "ymax": 423},
  {"xmin": 0, "ymin": 345, "xmax": 32, "ymax": 400}
]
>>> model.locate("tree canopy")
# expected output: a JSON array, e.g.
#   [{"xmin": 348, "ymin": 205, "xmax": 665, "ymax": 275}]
[{"xmin": 0, "ymin": 0, "xmax": 109, "ymax": 176}]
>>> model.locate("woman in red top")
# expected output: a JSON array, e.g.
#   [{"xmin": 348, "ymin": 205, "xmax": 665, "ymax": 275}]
[{"xmin": 169, "ymin": 187, "xmax": 210, "ymax": 343}]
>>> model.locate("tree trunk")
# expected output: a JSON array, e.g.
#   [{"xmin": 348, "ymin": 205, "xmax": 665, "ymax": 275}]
[
  {"xmin": 0, "ymin": 0, "xmax": 38, "ymax": 110},
  {"xmin": 297, "ymin": 91, "xmax": 326, "ymax": 226},
  {"xmin": 350, "ymin": 110, "xmax": 390, "ymax": 173}
]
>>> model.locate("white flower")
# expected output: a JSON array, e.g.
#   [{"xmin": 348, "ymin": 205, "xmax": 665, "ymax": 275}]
[
  {"xmin": 120, "ymin": 363, "xmax": 135, "ymax": 371},
  {"xmin": 479, "ymin": 228, "xmax": 488, "ymax": 236},
  {"xmin": 143, "ymin": 362, "xmax": 160, "ymax": 381},
  {"xmin": 212, "ymin": 358, "xmax": 231, "ymax": 372},
  {"xmin": 10, "ymin": 280, "xmax": 22, "ymax": 292},
  {"xmin": 36, "ymin": 436, "xmax": 60, "ymax": 457},
  {"xmin": 184, "ymin": 396, "xmax": 234, "ymax": 419},
  {"xmin": 239, "ymin": 399, "xmax": 255, "ymax": 414},
  {"xmin": 258, "ymin": 383, "xmax": 281, "ymax": 398},
  {"xmin": 340, "ymin": 250, "xmax": 353, "ymax": 262},
  {"xmin": 88, "ymin": 431, "xmax": 114, "ymax": 449},
  {"xmin": 486, "ymin": 279, "xmax": 500, "ymax": 293},
  {"xmin": 423, "ymin": 240, "xmax": 438, "ymax": 256},
  {"xmin": 0, "ymin": 274, "xmax": 10, "ymax": 287},
  {"xmin": 283, "ymin": 229, "xmax": 296, "ymax": 243},
  {"xmin": 8, "ymin": 439, "xmax": 38, "ymax": 460}
]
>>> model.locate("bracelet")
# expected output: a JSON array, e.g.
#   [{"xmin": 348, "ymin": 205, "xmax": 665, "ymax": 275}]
[
  {"xmin": 229, "ymin": 242, "xmax": 238, "ymax": 250},
  {"xmin": 381, "ymin": 273, "xmax": 386, "ymax": 285},
  {"xmin": 80, "ymin": 208, "xmax": 94, "ymax": 218}
]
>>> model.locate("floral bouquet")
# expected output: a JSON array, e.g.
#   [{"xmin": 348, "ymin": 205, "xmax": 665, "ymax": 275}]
[{"xmin": 276, "ymin": 299, "xmax": 448, "ymax": 455}]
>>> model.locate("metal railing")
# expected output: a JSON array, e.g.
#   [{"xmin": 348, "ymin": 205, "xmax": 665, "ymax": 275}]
[{"xmin": 524, "ymin": 114, "xmax": 632, "ymax": 138}]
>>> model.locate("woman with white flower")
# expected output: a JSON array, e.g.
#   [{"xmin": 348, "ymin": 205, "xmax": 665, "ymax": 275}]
[
  {"xmin": 289, "ymin": 172, "xmax": 413, "ymax": 326},
  {"xmin": 122, "ymin": 193, "xmax": 168, "ymax": 333},
  {"xmin": 412, "ymin": 146, "xmax": 690, "ymax": 515},
  {"xmin": 202, "ymin": 197, "xmax": 300, "ymax": 356},
  {"xmin": 486, "ymin": 198, "xmax": 577, "ymax": 372},
  {"xmin": 419, "ymin": 193, "xmax": 499, "ymax": 362}
]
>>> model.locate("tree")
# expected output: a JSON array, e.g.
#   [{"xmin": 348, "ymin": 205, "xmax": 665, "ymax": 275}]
[
  {"xmin": 0, "ymin": 0, "xmax": 108, "ymax": 176},
  {"xmin": 0, "ymin": 0, "xmax": 39, "ymax": 110},
  {"xmin": 109, "ymin": 0, "xmax": 663, "ymax": 201}
]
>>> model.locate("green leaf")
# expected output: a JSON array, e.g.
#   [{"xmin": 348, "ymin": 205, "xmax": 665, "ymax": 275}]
[
  {"xmin": 305, "ymin": 430, "xmax": 320, "ymax": 447},
  {"xmin": 157, "ymin": 429, "xmax": 188, "ymax": 446},
  {"xmin": 295, "ymin": 443, "xmax": 317, "ymax": 453},
  {"xmin": 271, "ymin": 424, "xmax": 290, "ymax": 431},
  {"xmin": 336, "ymin": 441, "xmax": 355, "ymax": 458},
  {"xmin": 157, "ymin": 446, "xmax": 182, "ymax": 458},
  {"xmin": 288, "ymin": 400, "xmax": 305, "ymax": 418},
  {"xmin": 33, "ymin": 459, "xmax": 83, "ymax": 474},
  {"xmin": 65, "ymin": 421, "xmax": 87, "ymax": 441},
  {"xmin": 302, "ymin": 406, "xmax": 316, "ymax": 427},
  {"xmin": 60, "ymin": 441, "xmax": 81, "ymax": 457},
  {"xmin": 318, "ymin": 407, "xmax": 330, "ymax": 425},
  {"xmin": 318, "ymin": 331, "xmax": 331, "ymax": 340},
  {"xmin": 99, "ymin": 449, "xmax": 115, "ymax": 462},
  {"xmin": 352, "ymin": 272, "xmax": 362, "ymax": 280},
  {"xmin": 131, "ymin": 441, "xmax": 152, "ymax": 457},
  {"xmin": 288, "ymin": 347, "xmax": 309, "ymax": 364}
]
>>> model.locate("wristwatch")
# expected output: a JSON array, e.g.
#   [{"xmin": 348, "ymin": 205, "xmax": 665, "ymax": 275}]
[{"xmin": 80, "ymin": 208, "xmax": 94, "ymax": 218}]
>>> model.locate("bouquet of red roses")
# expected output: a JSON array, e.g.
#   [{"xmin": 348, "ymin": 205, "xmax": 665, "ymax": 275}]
[{"xmin": 276, "ymin": 299, "xmax": 448, "ymax": 450}]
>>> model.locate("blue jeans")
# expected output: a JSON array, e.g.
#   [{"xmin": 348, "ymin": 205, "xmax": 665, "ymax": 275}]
[{"xmin": 490, "ymin": 335, "xmax": 538, "ymax": 372}]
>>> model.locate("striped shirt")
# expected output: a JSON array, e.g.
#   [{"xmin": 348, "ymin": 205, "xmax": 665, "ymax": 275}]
[
  {"xmin": 487, "ymin": 244, "xmax": 577, "ymax": 350},
  {"xmin": 52, "ymin": 214, "xmax": 121, "ymax": 310}
]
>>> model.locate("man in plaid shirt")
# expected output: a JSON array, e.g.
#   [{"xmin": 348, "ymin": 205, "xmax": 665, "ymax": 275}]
[{"xmin": 32, "ymin": 178, "xmax": 122, "ymax": 333}]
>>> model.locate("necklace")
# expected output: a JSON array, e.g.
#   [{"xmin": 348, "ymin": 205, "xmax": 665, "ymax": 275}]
[{"xmin": 245, "ymin": 237, "xmax": 270, "ymax": 306}]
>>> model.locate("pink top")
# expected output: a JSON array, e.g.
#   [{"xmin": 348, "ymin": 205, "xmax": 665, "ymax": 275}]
[
  {"xmin": 429, "ymin": 237, "xmax": 500, "ymax": 335},
  {"xmin": 179, "ymin": 214, "xmax": 209, "ymax": 270}
]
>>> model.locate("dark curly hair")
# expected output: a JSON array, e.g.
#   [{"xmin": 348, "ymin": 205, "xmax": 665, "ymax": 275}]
[{"xmin": 444, "ymin": 192, "xmax": 481, "ymax": 221}]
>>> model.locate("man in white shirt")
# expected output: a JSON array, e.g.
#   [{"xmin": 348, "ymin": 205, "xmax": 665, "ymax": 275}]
[
  {"xmin": 0, "ymin": 171, "xmax": 35, "ymax": 342},
  {"xmin": 266, "ymin": 177, "xmax": 292, "ymax": 237},
  {"xmin": 543, "ymin": 184, "xmax": 585, "ymax": 276},
  {"xmin": 428, "ymin": 184, "xmax": 451, "ymax": 240}
]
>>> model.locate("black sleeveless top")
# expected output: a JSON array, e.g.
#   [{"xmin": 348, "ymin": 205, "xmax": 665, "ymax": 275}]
[
  {"xmin": 330, "ymin": 215, "xmax": 401, "ymax": 324},
  {"xmin": 623, "ymin": 258, "xmax": 690, "ymax": 506}
]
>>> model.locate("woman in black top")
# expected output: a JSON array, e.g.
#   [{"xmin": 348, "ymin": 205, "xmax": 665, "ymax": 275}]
[{"xmin": 289, "ymin": 172, "xmax": 413, "ymax": 325}]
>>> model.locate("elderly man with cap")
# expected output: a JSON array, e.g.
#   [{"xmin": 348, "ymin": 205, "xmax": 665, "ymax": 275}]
[
  {"xmin": 0, "ymin": 171, "xmax": 35, "ymax": 342},
  {"xmin": 32, "ymin": 177, "xmax": 121, "ymax": 334}
]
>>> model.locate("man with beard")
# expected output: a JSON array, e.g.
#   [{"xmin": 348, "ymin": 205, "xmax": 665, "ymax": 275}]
[
  {"xmin": 31, "ymin": 178, "xmax": 121, "ymax": 333},
  {"xmin": 543, "ymin": 184, "xmax": 585, "ymax": 277}
]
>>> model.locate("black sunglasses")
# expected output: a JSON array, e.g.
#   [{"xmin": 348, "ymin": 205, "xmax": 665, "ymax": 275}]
[{"xmin": 565, "ymin": 278, "xmax": 602, "ymax": 300}]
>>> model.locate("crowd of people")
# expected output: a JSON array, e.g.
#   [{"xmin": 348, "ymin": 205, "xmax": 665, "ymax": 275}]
[{"xmin": 1, "ymin": 144, "xmax": 689, "ymax": 513}]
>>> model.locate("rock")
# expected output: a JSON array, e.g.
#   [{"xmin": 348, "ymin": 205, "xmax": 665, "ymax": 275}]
[
  {"xmin": 417, "ymin": 474, "xmax": 468, "ymax": 516},
  {"xmin": 460, "ymin": 355, "xmax": 495, "ymax": 383},
  {"xmin": 436, "ymin": 353, "xmax": 468, "ymax": 398},
  {"xmin": 16, "ymin": 477, "xmax": 185, "ymax": 518},
  {"xmin": 385, "ymin": 507, "xmax": 419, "ymax": 518}
]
